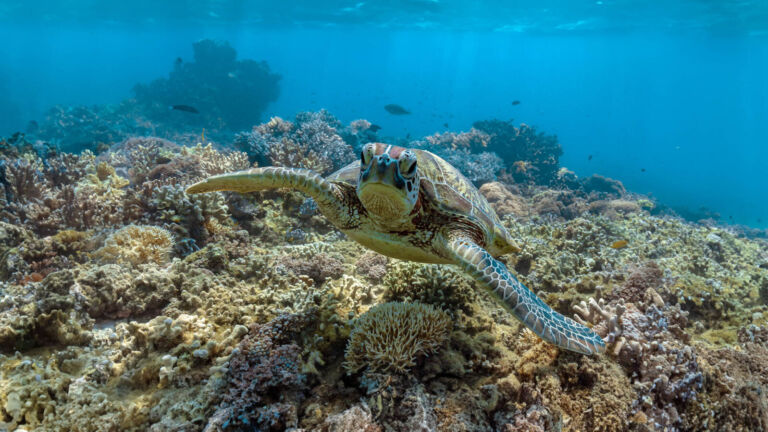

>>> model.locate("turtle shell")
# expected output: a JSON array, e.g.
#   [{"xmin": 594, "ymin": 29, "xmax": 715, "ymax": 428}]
[{"xmin": 327, "ymin": 146, "xmax": 519, "ymax": 256}]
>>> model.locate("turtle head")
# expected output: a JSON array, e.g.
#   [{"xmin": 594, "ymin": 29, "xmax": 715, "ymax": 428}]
[{"xmin": 357, "ymin": 143, "xmax": 420, "ymax": 221}]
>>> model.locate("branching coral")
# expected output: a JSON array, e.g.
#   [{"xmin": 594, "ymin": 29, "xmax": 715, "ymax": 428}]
[
  {"xmin": 150, "ymin": 184, "xmax": 230, "ymax": 243},
  {"xmin": 5, "ymin": 105, "xmax": 768, "ymax": 432},
  {"xmin": 234, "ymin": 110, "xmax": 355, "ymax": 174},
  {"xmin": 415, "ymin": 129, "xmax": 503, "ymax": 186},
  {"xmin": 574, "ymin": 297, "xmax": 624, "ymax": 355},
  {"xmin": 344, "ymin": 302, "xmax": 452, "ymax": 374},
  {"xmin": 472, "ymin": 119, "xmax": 563, "ymax": 185}
]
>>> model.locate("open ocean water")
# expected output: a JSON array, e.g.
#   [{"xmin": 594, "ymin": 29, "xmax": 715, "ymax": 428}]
[{"xmin": 1, "ymin": 1, "xmax": 766, "ymax": 227}]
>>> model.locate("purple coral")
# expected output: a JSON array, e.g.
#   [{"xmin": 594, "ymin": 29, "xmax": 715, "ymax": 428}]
[
  {"xmin": 234, "ymin": 110, "xmax": 356, "ymax": 174},
  {"xmin": 215, "ymin": 312, "xmax": 311, "ymax": 430},
  {"xmin": 472, "ymin": 119, "xmax": 563, "ymax": 185}
]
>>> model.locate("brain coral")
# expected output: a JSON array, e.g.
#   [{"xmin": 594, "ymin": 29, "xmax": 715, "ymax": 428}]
[
  {"xmin": 95, "ymin": 225, "xmax": 174, "ymax": 266},
  {"xmin": 344, "ymin": 302, "xmax": 452, "ymax": 374}
]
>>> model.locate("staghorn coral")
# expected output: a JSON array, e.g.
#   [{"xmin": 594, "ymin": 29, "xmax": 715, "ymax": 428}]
[
  {"xmin": 574, "ymin": 287, "xmax": 702, "ymax": 430},
  {"xmin": 94, "ymin": 224, "xmax": 175, "ymax": 267},
  {"xmin": 344, "ymin": 302, "xmax": 452, "ymax": 374},
  {"xmin": 179, "ymin": 143, "xmax": 250, "ymax": 177},
  {"xmin": 1, "ymin": 158, "xmax": 45, "ymax": 204}
]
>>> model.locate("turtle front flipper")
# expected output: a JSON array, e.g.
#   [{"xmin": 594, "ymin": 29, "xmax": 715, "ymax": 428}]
[
  {"xmin": 446, "ymin": 235, "xmax": 606, "ymax": 355},
  {"xmin": 187, "ymin": 167, "xmax": 339, "ymax": 205}
]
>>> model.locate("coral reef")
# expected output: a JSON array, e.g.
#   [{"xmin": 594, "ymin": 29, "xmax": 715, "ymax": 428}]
[
  {"xmin": 233, "ymin": 110, "xmax": 356, "ymax": 174},
  {"xmin": 422, "ymin": 120, "xmax": 564, "ymax": 185},
  {"xmin": 2, "ymin": 108, "xmax": 768, "ymax": 432}
]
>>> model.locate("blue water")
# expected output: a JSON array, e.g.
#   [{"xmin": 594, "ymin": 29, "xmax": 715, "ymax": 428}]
[{"xmin": 1, "ymin": 1, "xmax": 766, "ymax": 227}]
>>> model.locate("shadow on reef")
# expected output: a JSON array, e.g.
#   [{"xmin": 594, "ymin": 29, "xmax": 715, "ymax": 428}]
[{"xmin": 0, "ymin": 109, "xmax": 767, "ymax": 431}]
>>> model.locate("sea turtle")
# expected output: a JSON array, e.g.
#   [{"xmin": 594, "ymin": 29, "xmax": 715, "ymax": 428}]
[{"xmin": 187, "ymin": 143, "xmax": 606, "ymax": 355}]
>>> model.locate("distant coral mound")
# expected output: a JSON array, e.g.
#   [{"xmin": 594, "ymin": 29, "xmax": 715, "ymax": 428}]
[
  {"xmin": 36, "ymin": 40, "xmax": 281, "ymax": 153},
  {"xmin": 133, "ymin": 39, "xmax": 281, "ymax": 132}
]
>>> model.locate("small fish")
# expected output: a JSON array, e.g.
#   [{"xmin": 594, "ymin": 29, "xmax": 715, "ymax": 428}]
[
  {"xmin": 588, "ymin": 154, "xmax": 593, "ymax": 161},
  {"xmin": 384, "ymin": 104, "xmax": 411, "ymax": 115},
  {"xmin": 369, "ymin": 124, "xmax": 382, "ymax": 132},
  {"xmin": 406, "ymin": 133, "xmax": 411, "ymax": 139},
  {"xmin": 175, "ymin": 57, "xmax": 183, "ymax": 66},
  {"xmin": 511, "ymin": 100, "xmax": 521, "ymax": 105},
  {"xmin": 171, "ymin": 105, "xmax": 199, "ymax": 114},
  {"xmin": 641, "ymin": 168, "xmax": 646, "ymax": 172},
  {"xmin": 443, "ymin": 123, "xmax": 449, "ymax": 128},
  {"xmin": 610, "ymin": 240, "xmax": 629, "ymax": 249}
]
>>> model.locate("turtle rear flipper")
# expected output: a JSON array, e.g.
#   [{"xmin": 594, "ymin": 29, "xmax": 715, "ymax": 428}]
[{"xmin": 446, "ymin": 234, "xmax": 606, "ymax": 355}]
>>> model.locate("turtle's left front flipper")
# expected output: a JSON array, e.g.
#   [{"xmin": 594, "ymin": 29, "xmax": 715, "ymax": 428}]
[{"xmin": 446, "ymin": 235, "xmax": 606, "ymax": 355}]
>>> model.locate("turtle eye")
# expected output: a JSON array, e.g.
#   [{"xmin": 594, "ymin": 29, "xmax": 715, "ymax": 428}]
[
  {"xmin": 399, "ymin": 151, "xmax": 418, "ymax": 178},
  {"xmin": 361, "ymin": 143, "xmax": 375, "ymax": 166}
]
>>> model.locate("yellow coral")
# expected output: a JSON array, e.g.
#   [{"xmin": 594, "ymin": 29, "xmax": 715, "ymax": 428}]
[
  {"xmin": 344, "ymin": 302, "xmax": 452, "ymax": 374},
  {"xmin": 95, "ymin": 225, "xmax": 174, "ymax": 267}
]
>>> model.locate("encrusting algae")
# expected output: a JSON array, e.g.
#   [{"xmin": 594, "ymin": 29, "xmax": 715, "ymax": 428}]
[{"xmin": 0, "ymin": 106, "xmax": 767, "ymax": 431}]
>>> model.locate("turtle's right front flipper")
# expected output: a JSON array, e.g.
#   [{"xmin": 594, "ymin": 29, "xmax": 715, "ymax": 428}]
[{"xmin": 186, "ymin": 167, "xmax": 339, "ymax": 207}]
